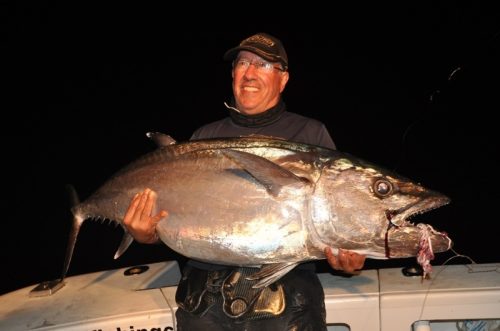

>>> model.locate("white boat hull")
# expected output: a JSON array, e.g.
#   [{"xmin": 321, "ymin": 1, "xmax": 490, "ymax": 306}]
[{"xmin": 1, "ymin": 261, "xmax": 499, "ymax": 331}]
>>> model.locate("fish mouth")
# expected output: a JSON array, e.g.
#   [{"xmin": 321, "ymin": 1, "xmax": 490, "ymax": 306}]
[
  {"xmin": 384, "ymin": 194, "xmax": 452, "ymax": 259},
  {"xmin": 387, "ymin": 193, "xmax": 450, "ymax": 227}
]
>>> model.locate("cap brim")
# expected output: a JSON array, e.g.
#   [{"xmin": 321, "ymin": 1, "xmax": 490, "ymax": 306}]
[{"xmin": 223, "ymin": 46, "xmax": 284, "ymax": 67}]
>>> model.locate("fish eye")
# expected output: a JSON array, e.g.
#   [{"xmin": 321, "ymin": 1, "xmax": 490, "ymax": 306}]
[{"xmin": 373, "ymin": 179, "xmax": 393, "ymax": 198}]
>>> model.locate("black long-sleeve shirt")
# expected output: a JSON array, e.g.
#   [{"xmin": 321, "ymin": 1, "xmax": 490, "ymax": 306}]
[{"xmin": 191, "ymin": 102, "xmax": 335, "ymax": 150}]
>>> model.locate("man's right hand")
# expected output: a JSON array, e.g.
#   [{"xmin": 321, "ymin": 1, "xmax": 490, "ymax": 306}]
[{"xmin": 123, "ymin": 188, "xmax": 168, "ymax": 244}]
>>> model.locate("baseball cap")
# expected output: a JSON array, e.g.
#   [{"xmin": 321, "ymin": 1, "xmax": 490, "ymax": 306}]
[{"xmin": 223, "ymin": 33, "xmax": 288, "ymax": 70}]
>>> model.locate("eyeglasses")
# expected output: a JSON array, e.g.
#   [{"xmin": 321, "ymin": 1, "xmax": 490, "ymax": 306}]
[{"xmin": 233, "ymin": 58, "xmax": 285, "ymax": 73}]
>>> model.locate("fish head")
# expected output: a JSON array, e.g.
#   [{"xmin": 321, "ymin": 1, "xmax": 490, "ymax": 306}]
[
  {"xmin": 379, "ymin": 176, "xmax": 452, "ymax": 258},
  {"xmin": 316, "ymin": 156, "xmax": 452, "ymax": 259}
]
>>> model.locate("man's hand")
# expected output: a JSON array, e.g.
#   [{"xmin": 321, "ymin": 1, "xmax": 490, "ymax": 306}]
[
  {"xmin": 123, "ymin": 188, "xmax": 168, "ymax": 244},
  {"xmin": 324, "ymin": 247, "xmax": 366, "ymax": 274}
]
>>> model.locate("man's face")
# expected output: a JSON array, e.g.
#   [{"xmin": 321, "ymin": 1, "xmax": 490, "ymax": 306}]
[{"xmin": 232, "ymin": 51, "xmax": 289, "ymax": 115}]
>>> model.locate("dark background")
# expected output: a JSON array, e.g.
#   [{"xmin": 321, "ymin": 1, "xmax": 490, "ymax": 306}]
[{"xmin": 2, "ymin": 3, "xmax": 499, "ymax": 295}]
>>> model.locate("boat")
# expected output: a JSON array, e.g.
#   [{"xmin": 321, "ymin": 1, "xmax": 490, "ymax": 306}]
[{"xmin": 1, "ymin": 260, "xmax": 499, "ymax": 331}]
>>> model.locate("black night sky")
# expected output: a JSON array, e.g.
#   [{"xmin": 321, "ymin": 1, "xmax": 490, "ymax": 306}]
[{"xmin": 2, "ymin": 3, "xmax": 499, "ymax": 295}]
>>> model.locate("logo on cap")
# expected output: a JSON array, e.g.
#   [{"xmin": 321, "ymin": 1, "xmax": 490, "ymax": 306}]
[{"xmin": 242, "ymin": 34, "xmax": 275, "ymax": 47}]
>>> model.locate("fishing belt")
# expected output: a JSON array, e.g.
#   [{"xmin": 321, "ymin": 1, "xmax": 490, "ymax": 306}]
[{"xmin": 175, "ymin": 266, "xmax": 286, "ymax": 321}]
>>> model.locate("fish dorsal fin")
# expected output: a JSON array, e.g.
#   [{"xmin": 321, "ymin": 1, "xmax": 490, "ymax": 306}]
[
  {"xmin": 114, "ymin": 233, "xmax": 135, "ymax": 259},
  {"xmin": 222, "ymin": 149, "xmax": 310, "ymax": 196},
  {"xmin": 246, "ymin": 262, "xmax": 299, "ymax": 288},
  {"xmin": 146, "ymin": 132, "xmax": 177, "ymax": 147}
]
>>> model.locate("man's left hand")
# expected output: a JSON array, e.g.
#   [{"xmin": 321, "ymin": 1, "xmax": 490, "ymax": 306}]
[{"xmin": 324, "ymin": 247, "xmax": 366, "ymax": 274}]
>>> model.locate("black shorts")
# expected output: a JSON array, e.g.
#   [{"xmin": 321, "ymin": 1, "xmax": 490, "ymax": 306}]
[{"xmin": 175, "ymin": 265, "xmax": 327, "ymax": 331}]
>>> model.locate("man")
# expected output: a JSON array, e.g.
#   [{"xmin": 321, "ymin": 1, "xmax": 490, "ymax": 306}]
[{"xmin": 124, "ymin": 32, "xmax": 366, "ymax": 330}]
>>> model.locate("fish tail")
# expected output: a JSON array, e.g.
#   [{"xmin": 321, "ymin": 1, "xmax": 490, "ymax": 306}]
[{"xmin": 60, "ymin": 184, "xmax": 85, "ymax": 281}]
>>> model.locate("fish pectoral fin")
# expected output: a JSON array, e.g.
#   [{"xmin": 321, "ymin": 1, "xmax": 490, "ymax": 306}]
[
  {"xmin": 222, "ymin": 149, "xmax": 310, "ymax": 196},
  {"xmin": 146, "ymin": 132, "xmax": 177, "ymax": 147},
  {"xmin": 114, "ymin": 233, "xmax": 134, "ymax": 259},
  {"xmin": 246, "ymin": 262, "xmax": 299, "ymax": 289}
]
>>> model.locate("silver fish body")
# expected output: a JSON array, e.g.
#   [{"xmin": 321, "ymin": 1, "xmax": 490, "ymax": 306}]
[{"xmin": 67, "ymin": 135, "xmax": 452, "ymax": 286}]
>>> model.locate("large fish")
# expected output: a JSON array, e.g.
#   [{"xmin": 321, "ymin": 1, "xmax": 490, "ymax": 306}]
[{"xmin": 63, "ymin": 134, "xmax": 452, "ymax": 288}]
